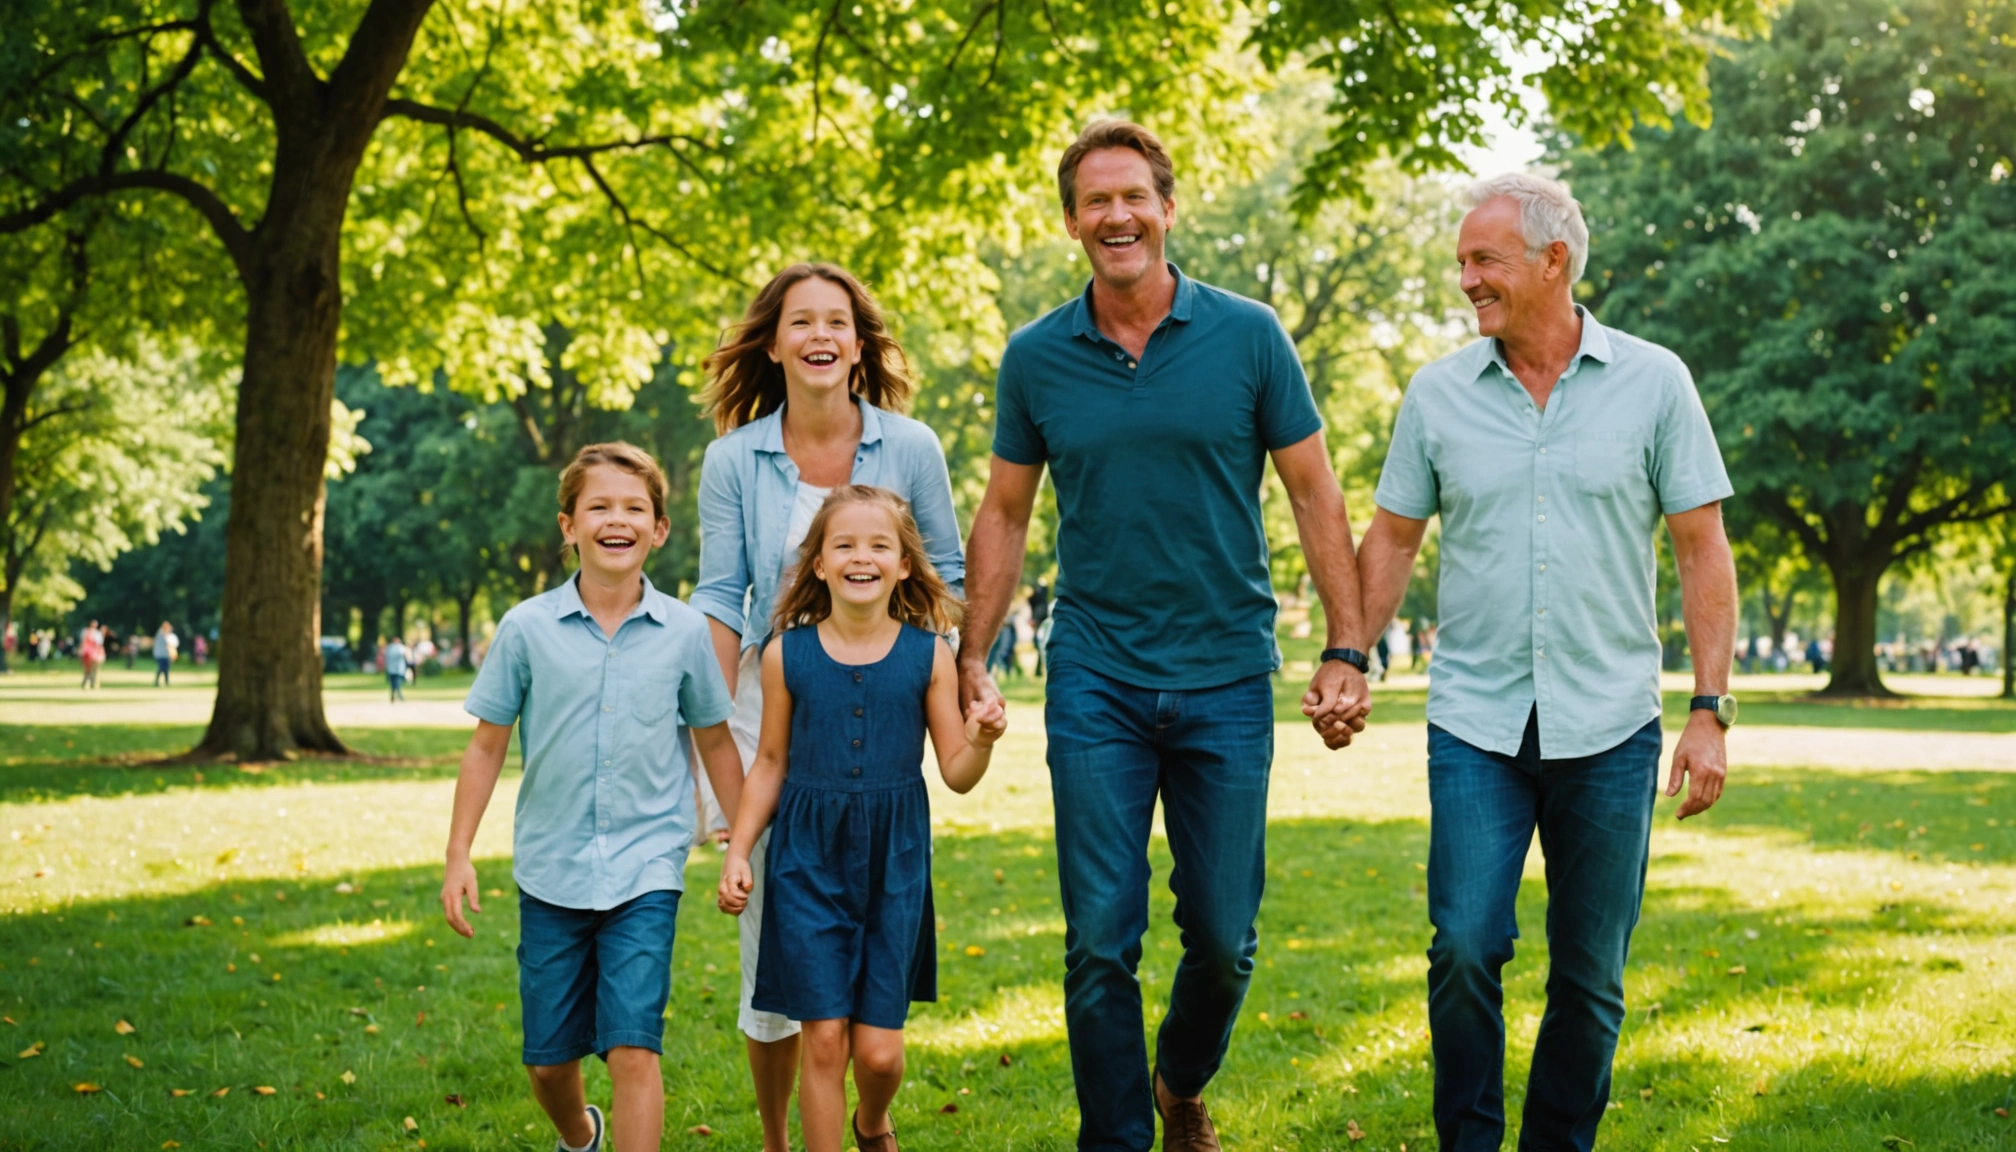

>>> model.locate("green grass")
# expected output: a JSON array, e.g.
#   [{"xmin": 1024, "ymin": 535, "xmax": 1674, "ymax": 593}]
[{"xmin": 2, "ymin": 668, "xmax": 2014, "ymax": 1149}]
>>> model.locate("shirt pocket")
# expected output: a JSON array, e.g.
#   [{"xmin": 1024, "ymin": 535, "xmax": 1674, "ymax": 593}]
[
  {"xmin": 632, "ymin": 676, "xmax": 680, "ymax": 728},
  {"xmin": 1573, "ymin": 430, "xmax": 1645, "ymax": 499}
]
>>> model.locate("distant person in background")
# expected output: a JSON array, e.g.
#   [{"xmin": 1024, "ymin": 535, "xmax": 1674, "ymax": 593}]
[
  {"xmin": 1805, "ymin": 636, "xmax": 1827, "ymax": 675},
  {"xmin": 384, "ymin": 635, "xmax": 410, "ymax": 702},
  {"xmin": 78, "ymin": 620, "xmax": 105, "ymax": 690},
  {"xmin": 1741, "ymin": 634, "xmax": 1758, "ymax": 675},
  {"xmin": 192, "ymin": 633, "xmax": 208, "ymax": 665},
  {"xmin": 124, "ymin": 631, "xmax": 139, "ymax": 669},
  {"xmin": 151, "ymin": 622, "xmax": 178, "ymax": 687},
  {"xmin": 35, "ymin": 630, "xmax": 52, "ymax": 663}
]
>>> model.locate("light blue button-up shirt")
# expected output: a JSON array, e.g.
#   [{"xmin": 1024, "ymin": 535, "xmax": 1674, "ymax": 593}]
[
  {"xmin": 1375, "ymin": 307, "xmax": 1733, "ymax": 759},
  {"xmin": 692, "ymin": 396, "xmax": 965, "ymax": 649},
  {"xmin": 464, "ymin": 574, "xmax": 734, "ymax": 910}
]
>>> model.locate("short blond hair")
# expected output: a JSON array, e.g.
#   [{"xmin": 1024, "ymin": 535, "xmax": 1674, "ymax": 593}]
[{"xmin": 1467, "ymin": 172, "xmax": 1589, "ymax": 283}]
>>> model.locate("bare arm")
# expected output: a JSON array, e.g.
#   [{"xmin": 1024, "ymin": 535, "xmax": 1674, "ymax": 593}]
[
  {"xmin": 707, "ymin": 616, "xmax": 742, "ymax": 695},
  {"xmin": 957, "ymin": 455, "xmax": 1044, "ymax": 712},
  {"xmin": 927, "ymin": 637, "xmax": 1005, "ymax": 793},
  {"xmin": 441, "ymin": 719, "xmax": 515, "ymax": 938},
  {"xmin": 1272, "ymin": 432, "xmax": 1372, "ymax": 746},
  {"xmin": 718, "ymin": 642, "xmax": 793, "ymax": 914},
  {"xmin": 692, "ymin": 722, "xmax": 744, "ymax": 835},
  {"xmin": 1665, "ymin": 501, "xmax": 1738, "ymax": 819},
  {"xmin": 1356, "ymin": 507, "xmax": 1432, "ymax": 651}
]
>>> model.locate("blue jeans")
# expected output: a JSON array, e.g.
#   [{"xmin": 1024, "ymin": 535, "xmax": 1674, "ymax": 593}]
[
  {"xmin": 1045, "ymin": 662, "xmax": 1273, "ymax": 1152},
  {"xmin": 1426, "ymin": 710, "xmax": 1661, "ymax": 1152}
]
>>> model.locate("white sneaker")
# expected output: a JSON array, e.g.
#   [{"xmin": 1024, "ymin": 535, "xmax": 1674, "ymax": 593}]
[{"xmin": 557, "ymin": 1103, "xmax": 604, "ymax": 1152}]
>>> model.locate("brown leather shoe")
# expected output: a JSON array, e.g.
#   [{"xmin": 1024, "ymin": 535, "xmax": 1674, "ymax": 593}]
[
  {"xmin": 1153, "ymin": 1071, "xmax": 1222, "ymax": 1152},
  {"xmin": 851, "ymin": 1108, "xmax": 899, "ymax": 1152}
]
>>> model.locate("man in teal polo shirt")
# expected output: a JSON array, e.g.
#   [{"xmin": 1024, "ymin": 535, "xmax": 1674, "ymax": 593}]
[
  {"xmin": 1354, "ymin": 173, "xmax": 1739, "ymax": 1152},
  {"xmin": 959, "ymin": 120, "xmax": 1373, "ymax": 1152}
]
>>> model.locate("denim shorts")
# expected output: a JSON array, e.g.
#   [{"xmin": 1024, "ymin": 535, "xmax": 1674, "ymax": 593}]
[{"xmin": 517, "ymin": 887, "xmax": 679, "ymax": 1065}]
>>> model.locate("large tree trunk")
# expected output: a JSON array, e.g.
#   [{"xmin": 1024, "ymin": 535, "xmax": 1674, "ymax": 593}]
[
  {"xmin": 190, "ymin": 0, "xmax": 435, "ymax": 761},
  {"xmin": 2002, "ymin": 568, "xmax": 2014, "ymax": 700},
  {"xmin": 1820, "ymin": 555, "xmax": 1892, "ymax": 697},
  {"xmin": 455, "ymin": 590, "xmax": 473, "ymax": 667}
]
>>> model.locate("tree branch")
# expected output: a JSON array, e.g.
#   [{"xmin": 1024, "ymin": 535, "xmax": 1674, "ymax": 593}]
[
  {"xmin": 0, "ymin": 171, "xmax": 253, "ymax": 283},
  {"xmin": 20, "ymin": 400, "xmax": 92, "ymax": 433},
  {"xmin": 192, "ymin": 0, "xmax": 270, "ymax": 101},
  {"xmin": 235, "ymin": 0, "xmax": 323, "ymax": 112},
  {"xmin": 99, "ymin": 26, "xmax": 207, "ymax": 180},
  {"xmin": 380, "ymin": 99, "xmax": 717, "ymax": 161}
]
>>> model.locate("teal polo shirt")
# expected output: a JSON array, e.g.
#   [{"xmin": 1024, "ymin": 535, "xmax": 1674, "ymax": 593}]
[
  {"xmin": 464, "ymin": 573, "xmax": 734, "ymax": 910},
  {"xmin": 993, "ymin": 264, "xmax": 1324, "ymax": 690},
  {"xmin": 1374, "ymin": 307, "xmax": 1733, "ymax": 759}
]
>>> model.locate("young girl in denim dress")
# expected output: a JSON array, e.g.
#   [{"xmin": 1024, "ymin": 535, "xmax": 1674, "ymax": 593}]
[{"xmin": 718, "ymin": 485, "xmax": 1004, "ymax": 1152}]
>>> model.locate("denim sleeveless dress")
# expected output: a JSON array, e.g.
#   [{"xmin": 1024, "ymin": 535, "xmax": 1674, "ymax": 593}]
[{"xmin": 752, "ymin": 623, "xmax": 938, "ymax": 1028}]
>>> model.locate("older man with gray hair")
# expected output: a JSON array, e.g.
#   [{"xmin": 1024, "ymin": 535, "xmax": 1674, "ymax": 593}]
[{"xmin": 1347, "ymin": 172, "xmax": 1739, "ymax": 1150}]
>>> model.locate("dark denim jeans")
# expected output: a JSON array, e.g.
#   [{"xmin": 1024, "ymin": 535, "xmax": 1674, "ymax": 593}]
[
  {"xmin": 1045, "ymin": 661, "xmax": 1274, "ymax": 1152},
  {"xmin": 1426, "ymin": 710, "xmax": 1661, "ymax": 1152}
]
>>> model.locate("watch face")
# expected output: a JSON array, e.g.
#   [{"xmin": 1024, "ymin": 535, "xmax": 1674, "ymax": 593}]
[{"xmin": 1716, "ymin": 695, "xmax": 1738, "ymax": 726}]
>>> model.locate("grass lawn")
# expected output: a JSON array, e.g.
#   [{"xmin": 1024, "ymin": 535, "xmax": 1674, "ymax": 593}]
[{"xmin": 1, "ymin": 664, "xmax": 2014, "ymax": 1150}]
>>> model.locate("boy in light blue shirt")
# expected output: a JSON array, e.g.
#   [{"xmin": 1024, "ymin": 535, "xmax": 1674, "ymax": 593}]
[{"xmin": 442, "ymin": 442, "xmax": 744, "ymax": 1152}]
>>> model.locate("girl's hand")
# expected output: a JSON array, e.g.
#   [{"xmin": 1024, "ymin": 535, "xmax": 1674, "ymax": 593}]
[
  {"xmin": 964, "ymin": 697, "xmax": 1007, "ymax": 748},
  {"xmin": 718, "ymin": 854, "xmax": 753, "ymax": 915}
]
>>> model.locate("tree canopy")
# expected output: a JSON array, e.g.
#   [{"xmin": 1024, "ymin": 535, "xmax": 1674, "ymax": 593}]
[{"xmin": 1572, "ymin": 0, "xmax": 2016, "ymax": 694}]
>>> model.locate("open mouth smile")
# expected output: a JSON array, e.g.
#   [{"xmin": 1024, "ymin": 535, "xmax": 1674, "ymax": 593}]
[
  {"xmin": 803, "ymin": 351, "xmax": 838, "ymax": 366},
  {"xmin": 596, "ymin": 536, "xmax": 636, "ymax": 553},
  {"xmin": 1100, "ymin": 233, "xmax": 1141, "ymax": 250}
]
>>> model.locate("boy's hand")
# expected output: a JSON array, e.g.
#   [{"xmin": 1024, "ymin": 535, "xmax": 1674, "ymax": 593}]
[
  {"xmin": 441, "ymin": 857, "xmax": 482, "ymax": 938},
  {"xmin": 964, "ymin": 697, "xmax": 1007, "ymax": 749},
  {"xmin": 718, "ymin": 854, "xmax": 752, "ymax": 915}
]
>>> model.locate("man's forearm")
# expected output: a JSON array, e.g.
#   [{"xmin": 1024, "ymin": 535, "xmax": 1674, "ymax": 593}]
[
  {"xmin": 958, "ymin": 506, "xmax": 1029, "ymax": 666},
  {"xmin": 1295, "ymin": 491, "xmax": 1364, "ymax": 649},
  {"xmin": 1677, "ymin": 533, "xmax": 1738, "ymax": 695},
  {"xmin": 1356, "ymin": 511, "xmax": 1426, "ymax": 651}
]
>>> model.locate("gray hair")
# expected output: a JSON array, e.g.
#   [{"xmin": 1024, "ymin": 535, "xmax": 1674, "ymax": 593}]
[{"xmin": 1466, "ymin": 172, "xmax": 1589, "ymax": 284}]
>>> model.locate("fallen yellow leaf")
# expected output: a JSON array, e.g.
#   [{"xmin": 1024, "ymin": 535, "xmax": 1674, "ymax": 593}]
[
  {"xmin": 340, "ymin": 1070, "xmax": 357, "ymax": 1085},
  {"xmin": 211, "ymin": 1087, "xmax": 230, "ymax": 1098},
  {"xmin": 115, "ymin": 1019, "xmax": 136, "ymax": 1035},
  {"xmin": 253, "ymin": 1086, "xmax": 276, "ymax": 1096},
  {"xmin": 125, "ymin": 1055, "xmax": 144, "ymax": 1068},
  {"xmin": 19, "ymin": 1041, "xmax": 45, "ymax": 1059},
  {"xmin": 1346, "ymin": 1118, "xmax": 1367, "ymax": 1141},
  {"xmin": 170, "ymin": 1089, "xmax": 192, "ymax": 1097},
  {"xmin": 163, "ymin": 1142, "xmax": 181, "ymax": 1149},
  {"xmin": 74, "ymin": 1083, "xmax": 101, "ymax": 1094},
  {"xmin": 403, "ymin": 1116, "xmax": 418, "ymax": 1131},
  {"xmin": 963, "ymin": 945, "xmax": 985, "ymax": 957},
  {"xmin": 364, "ymin": 1024, "xmax": 380, "ymax": 1034},
  {"xmin": 687, "ymin": 1124, "xmax": 714, "ymax": 1135}
]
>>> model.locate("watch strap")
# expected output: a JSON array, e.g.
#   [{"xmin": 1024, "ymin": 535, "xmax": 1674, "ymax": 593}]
[
  {"xmin": 1320, "ymin": 647, "xmax": 1370, "ymax": 673},
  {"xmin": 1689, "ymin": 695, "xmax": 1722, "ymax": 711}
]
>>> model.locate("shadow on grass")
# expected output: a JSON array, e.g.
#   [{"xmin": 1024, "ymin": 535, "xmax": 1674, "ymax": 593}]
[
  {"xmin": 2, "ymin": 803, "xmax": 2012, "ymax": 1148},
  {"xmin": 1685, "ymin": 766, "xmax": 2016, "ymax": 865},
  {"xmin": 0, "ymin": 725, "xmax": 478, "ymax": 805}
]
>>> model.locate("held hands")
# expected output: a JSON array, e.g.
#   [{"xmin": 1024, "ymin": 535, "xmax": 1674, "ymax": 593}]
[
  {"xmin": 1667, "ymin": 710, "xmax": 1729, "ymax": 819},
  {"xmin": 440, "ymin": 856, "xmax": 482, "ymax": 939},
  {"xmin": 717, "ymin": 853, "xmax": 753, "ymax": 915},
  {"xmin": 965, "ymin": 696, "xmax": 1008, "ymax": 748},
  {"xmin": 1301, "ymin": 660, "xmax": 1372, "ymax": 750}
]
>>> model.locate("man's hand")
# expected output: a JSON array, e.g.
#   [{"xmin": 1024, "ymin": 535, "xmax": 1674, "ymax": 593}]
[
  {"xmin": 718, "ymin": 853, "xmax": 753, "ymax": 915},
  {"xmin": 441, "ymin": 856, "xmax": 482, "ymax": 939},
  {"xmin": 1301, "ymin": 660, "xmax": 1372, "ymax": 750},
  {"xmin": 965, "ymin": 696, "xmax": 1007, "ymax": 748},
  {"xmin": 958, "ymin": 657, "xmax": 1003, "ymax": 719},
  {"xmin": 1667, "ymin": 711, "xmax": 1729, "ymax": 819}
]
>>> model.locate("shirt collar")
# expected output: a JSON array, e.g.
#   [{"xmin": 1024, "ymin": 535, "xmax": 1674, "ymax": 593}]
[
  {"xmin": 751, "ymin": 394, "xmax": 885, "ymax": 454},
  {"xmin": 1476, "ymin": 304, "xmax": 1612, "ymax": 381},
  {"xmin": 1070, "ymin": 261, "xmax": 1195, "ymax": 341},
  {"xmin": 554, "ymin": 571, "xmax": 667, "ymax": 626}
]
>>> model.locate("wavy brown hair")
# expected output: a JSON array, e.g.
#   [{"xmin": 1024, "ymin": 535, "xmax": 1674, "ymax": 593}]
[
  {"xmin": 700, "ymin": 263, "xmax": 914, "ymax": 434},
  {"xmin": 771, "ymin": 485, "xmax": 960, "ymax": 635}
]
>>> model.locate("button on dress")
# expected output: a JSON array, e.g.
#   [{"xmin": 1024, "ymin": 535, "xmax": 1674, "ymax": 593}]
[{"xmin": 753, "ymin": 624, "xmax": 937, "ymax": 1028}]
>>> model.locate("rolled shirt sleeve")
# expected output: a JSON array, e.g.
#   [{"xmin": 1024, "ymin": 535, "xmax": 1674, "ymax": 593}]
[
  {"xmin": 690, "ymin": 437, "xmax": 751, "ymax": 639},
  {"xmin": 1373, "ymin": 385, "xmax": 1440, "ymax": 520},
  {"xmin": 463, "ymin": 616, "xmax": 528, "ymax": 727},
  {"xmin": 905, "ymin": 425, "xmax": 967, "ymax": 597},
  {"xmin": 1651, "ymin": 358, "xmax": 1735, "ymax": 515}
]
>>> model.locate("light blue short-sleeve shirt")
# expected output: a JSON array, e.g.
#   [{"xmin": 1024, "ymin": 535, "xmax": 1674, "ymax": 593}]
[
  {"xmin": 465, "ymin": 574, "xmax": 735, "ymax": 910},
  {"xmin": 1375, "ymin": 307, "xmax": 1733, "ymax": 759}
]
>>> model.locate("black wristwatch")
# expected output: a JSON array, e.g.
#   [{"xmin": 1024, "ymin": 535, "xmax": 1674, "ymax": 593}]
[
  {"xmin": 1690, "ymin": 694, "xmax": 1738, "ymax": 728},
  {"xmin": 1320, "ymin": 647, "xmax": 1371, "ymax": 673}
]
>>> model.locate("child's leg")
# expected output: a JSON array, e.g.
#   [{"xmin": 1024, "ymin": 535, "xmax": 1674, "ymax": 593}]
[
  {"xmin": 849, "ymin": 1023, "xmax": 906, "ymax": 1138},
  {"xmin": 605, "ymin": 1045, "xmax": 664, "ymax": 1152},
  {"xmin": 525, "ymin": 1060, "xmax": 597, "ymax": 1147},
  {"xmin": 748, "ymin": 1035, "xmax": 799, "ymax": 1151},
  {"xmin": 797, "ymin": 1018, "xmax": 852, "ymax": 1152}
]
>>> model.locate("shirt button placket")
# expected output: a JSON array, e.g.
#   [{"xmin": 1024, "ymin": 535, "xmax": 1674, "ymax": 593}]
[{"xmin": 851, "ymin": 669, "xmax": 865, "ymax": 778}]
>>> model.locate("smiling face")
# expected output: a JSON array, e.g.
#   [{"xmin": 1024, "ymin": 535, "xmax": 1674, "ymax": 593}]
[
  {"xmin": 812, "ymin": 500, "xmax": 911, "ymax": 614},
  {"xmin": 1064, "ymin": 147, "xmax": 1176, "ymax": 292},
  {"xmin": 557, "ymin": 463, "xmax": 669, "ymax": 581},
  {"xmin": 768, "ymin": 275, "xmax": 864, "ymax": 400},
  {"xmin": 1457, "ymin": 195, "xmax": 1572, "ymax": 340}
]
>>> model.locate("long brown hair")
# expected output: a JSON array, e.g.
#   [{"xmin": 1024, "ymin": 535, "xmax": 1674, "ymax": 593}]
[
  {"xmin": 700, "ymin": 263, "xmax": 914, "ymax": 434},
  {"xmin": 771, "ymin": 485, "xmax": 959, "ymax": 635}
]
